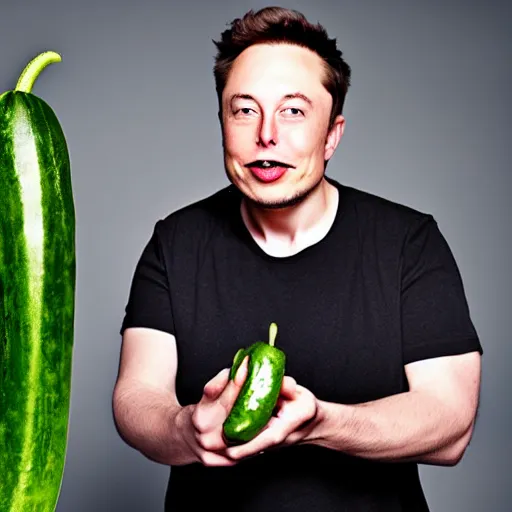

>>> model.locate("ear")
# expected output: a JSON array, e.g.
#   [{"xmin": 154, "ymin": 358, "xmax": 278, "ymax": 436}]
[
  {"xmin": 324, "ymin": 115, "xmax": 345, "ymax": 161},
  {"xmin": 218, "ymin": 110, "xmax": 226, "ymax": 149}
]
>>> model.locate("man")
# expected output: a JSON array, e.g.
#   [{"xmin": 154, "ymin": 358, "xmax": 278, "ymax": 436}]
[{"xmin": 113, "ymin": 7, "xmax": 482, "ymax": 511}]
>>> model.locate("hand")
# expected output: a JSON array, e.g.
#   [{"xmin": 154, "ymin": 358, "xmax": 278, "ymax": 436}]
[
  {"xmin": 225, "ymin": 377, "xmax": 319, "ymax": 461},
  {"xmin": 180, "ymin": 357, "xmax": 249, "ymax": 467}
]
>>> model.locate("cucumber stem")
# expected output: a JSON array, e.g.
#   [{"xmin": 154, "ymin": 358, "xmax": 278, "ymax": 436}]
[
  {"xmin": 15, "ymin": 51, "xmax": 61, "ymax": 93},
  {"xmin": 268, "ymin": 322, "xmax": 278, "ymax": 347}
]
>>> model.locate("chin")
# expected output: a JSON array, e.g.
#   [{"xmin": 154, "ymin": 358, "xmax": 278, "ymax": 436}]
[
  {"xmin": 246, "ymin": 182, "xmax": 321, "ymax": 210},
  {"xmin": 252, "ymin": 195, "xmax": 305, "ymax": 210},
  {"xmin": 225, "ymin": 166, "xmax": 324, "ymax": 210}
]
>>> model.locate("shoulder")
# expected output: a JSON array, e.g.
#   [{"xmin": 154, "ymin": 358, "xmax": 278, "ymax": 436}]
[
  {"xmin": 330, "ymin": 177, "xmax": 430, "ymax": 223},
  {"xmin": 150, "ymin": 183, "xmax": 241, "ymax": 250},
  {"xmin": 328, "ymin": 176, "xmax": 435, "ymax": 240}
]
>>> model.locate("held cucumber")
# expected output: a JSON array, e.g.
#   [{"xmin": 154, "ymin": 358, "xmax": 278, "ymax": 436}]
[{"xmin": 223, "ymin": 322, "xmax": 286, "ymax": 444}]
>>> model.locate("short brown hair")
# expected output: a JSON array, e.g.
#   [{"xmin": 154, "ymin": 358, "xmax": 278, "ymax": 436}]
[{"xmin": 213, "ymin": 6, "xmax": 352, "ymax": 129}]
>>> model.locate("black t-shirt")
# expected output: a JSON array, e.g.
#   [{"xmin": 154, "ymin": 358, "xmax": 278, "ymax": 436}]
[{"xmin": 120, "ymin": 176, "xmax": 482, "ymax": 511}]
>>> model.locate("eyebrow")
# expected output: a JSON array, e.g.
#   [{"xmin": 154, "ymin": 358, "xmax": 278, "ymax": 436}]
[{"xmin": 230, "ymin": 92, "xmax": 313, "ymax": 106}]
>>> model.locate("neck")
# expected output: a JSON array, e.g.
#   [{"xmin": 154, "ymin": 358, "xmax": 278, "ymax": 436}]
[{"xmin": 240, "ymin": 177, "xmax": 339, "ymax": 257}]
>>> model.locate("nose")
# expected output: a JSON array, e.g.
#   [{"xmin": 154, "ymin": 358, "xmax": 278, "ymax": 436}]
[{"xmin": 257, "ymin": 114, "xmax": 278, "ymax": 147}]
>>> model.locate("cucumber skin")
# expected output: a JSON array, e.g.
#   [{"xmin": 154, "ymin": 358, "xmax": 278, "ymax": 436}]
[
  {"xmin": 223, "ymin": 342, "xmax": 286, "ymax": 444},
  {"xmin": 0, "ymin": 91, "xmax": 75, "ymax": 511}
]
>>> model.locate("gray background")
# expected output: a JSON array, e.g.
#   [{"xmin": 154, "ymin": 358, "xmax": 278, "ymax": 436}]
[{"xmin": 1, "ymin": 0, "xmax": 510, "ymax": 510}]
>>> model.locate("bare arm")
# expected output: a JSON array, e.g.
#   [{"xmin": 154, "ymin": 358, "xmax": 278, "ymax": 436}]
[
  {"xmin": 112, "ymin": 327, "xmax": 198, "ymax": 466},
  {"xmin": 307, "ymin": 351, "xmax": 481, "ymax": 466},
  {"xmin": 112, "ymin": 327, "xmax": 250, "ymax": 467}
]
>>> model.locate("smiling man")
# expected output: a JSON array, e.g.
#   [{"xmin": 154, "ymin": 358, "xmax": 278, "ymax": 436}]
[
  {"xmin": 220, "ymin": 41, "xmax": 344, "ymax": 257},
  {"xmin": 113, "ymin": 7, "xmax": 483, "ymax": 512}
]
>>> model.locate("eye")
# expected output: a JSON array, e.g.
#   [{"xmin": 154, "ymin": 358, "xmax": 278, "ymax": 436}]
[
  {"xmin": 282, "ymin": 107, "xmax": 304, "ymax": 117},
  {"xmin": 234, "ymin": 107, "xmax": 257, "ymax": 116}
]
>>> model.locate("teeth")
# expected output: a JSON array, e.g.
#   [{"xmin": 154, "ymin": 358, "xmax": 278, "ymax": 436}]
[{"xmin": 262, "ymin": 161, "xmax": 272, "ymax": 167}]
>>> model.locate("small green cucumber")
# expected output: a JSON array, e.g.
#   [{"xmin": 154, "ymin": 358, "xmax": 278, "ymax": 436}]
[{"xmin": 223, "ymin": 322, "xmax": 286, "ymax": 444}]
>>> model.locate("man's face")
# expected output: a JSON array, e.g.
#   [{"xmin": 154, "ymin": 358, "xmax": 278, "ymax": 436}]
[{"xmin": 220, "ymin": 43, "xmax": 344, "ymax": 209}]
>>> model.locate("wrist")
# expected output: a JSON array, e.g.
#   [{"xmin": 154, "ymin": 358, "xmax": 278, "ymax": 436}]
[
  {"xmin": 171, "ymin": 404, "xmax": 200, "ymax": 465},
  {"xmin": 313, "ymin": 399, "xmax": 329, "ymax": 441},
  {"xmin": 301, "ymin": 398, "xmax": 328, "ymax": 445},
  {"xmin": 304, "ymin": 399, "xmax": 351, "ymax": 448}
]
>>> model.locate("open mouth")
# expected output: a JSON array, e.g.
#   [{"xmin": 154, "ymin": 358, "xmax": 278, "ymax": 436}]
[
  {"xmin": 245, "ymin": 159, "xmax": 293, "ymax": 169},
  {"xmin": 245, "ymin": 160, "xmax": 293, "ymax": 183}
]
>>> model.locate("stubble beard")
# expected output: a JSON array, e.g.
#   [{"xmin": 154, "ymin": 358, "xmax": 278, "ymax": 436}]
[
  {"xmin": 247, "ymin": 174, "xmax": 324, "ymax": 210},
  {"xmin": 225, "ymin": 166, "xmax": 325, "ymax": 210}
]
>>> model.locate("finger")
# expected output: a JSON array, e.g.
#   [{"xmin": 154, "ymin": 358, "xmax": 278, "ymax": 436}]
[
  {"xmin": 217, "ymin": 356, "xmax": 249, "ymax": 412},
  {"xmin": 199, "ymin": 450, "xmax": 238, "ymax": 467},
  {"xmin": 225, "ymin": 416, "xmax": 286, "ymax": 460},
  {"xmin": 280, "ymin": 376, "xmax": 297, "ymax": 399},
  {"xmin": 196, "ymin": 429, "xmax": 231, "ymax": 452},
  {"xmin": 277, "ymin": 387, "xmax": 316, "ymax": 421},
  {"xmin": 202, "ymin": 368, "xmax": 230, "ymax": 401},
  {"xmin": 274, "ymin": 397, "xmax": 285, "ymax": 413},
  {"xmin": 193, "ymin": 357, "xmax": 249, "ymax": 435},
  {"xmin": 227, "ymin": 391, "xmax": 317, "ymax": 460},
  {"xmin": 233, "ymin": 355, "xmax": 249, "ymax": 387}
]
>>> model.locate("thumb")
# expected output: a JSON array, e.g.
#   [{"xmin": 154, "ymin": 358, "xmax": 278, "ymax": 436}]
[
  {"xmin": 217, "ymin": 355, "xmax": 249, "ymax": 412},
  {"xmin": 233, "ymin": 355, "xmax": 249, "ymax": 388}
]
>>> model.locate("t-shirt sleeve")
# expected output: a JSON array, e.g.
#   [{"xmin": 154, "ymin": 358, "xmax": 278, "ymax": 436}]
[
  {"xmin": 119, "ymin": 220, "xmax": 175, "ymax": 336},
  {"xmin": 400, "ymin": 215, "xmax": 482, "ymax": 365}
]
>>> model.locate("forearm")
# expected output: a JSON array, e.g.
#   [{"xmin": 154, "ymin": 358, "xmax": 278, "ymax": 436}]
[
  {"xmin": 112, "ymin": 379, "xmax": 198, "ymax": 466},
  {"xmin": 308, "ymin": 390, "xmax": 473, "ymax": 465}
]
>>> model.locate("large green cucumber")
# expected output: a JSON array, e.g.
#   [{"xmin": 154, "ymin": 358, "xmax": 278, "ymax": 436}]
[{"xmin": 0, "ymin": 51, "xmax": 75, "ymax": 511}]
